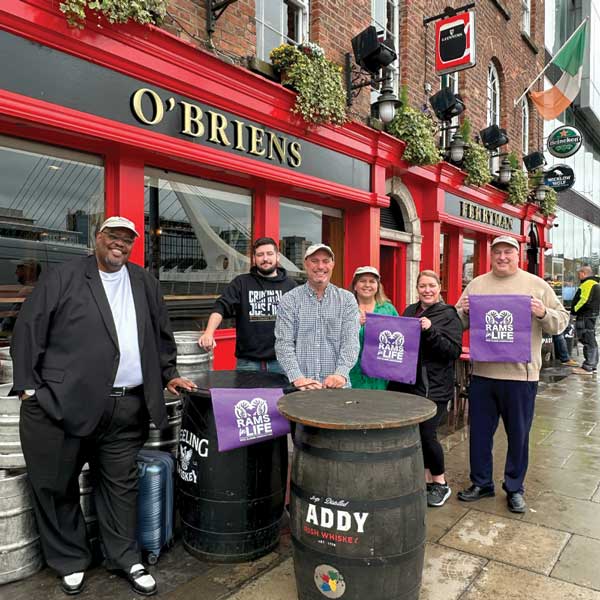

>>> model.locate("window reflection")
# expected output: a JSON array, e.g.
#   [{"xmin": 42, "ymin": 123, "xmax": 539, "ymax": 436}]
[
  {"xmin": 144, "ymin": 170, "xmax": 252, "ymax": 331},
  {"xmin": 0, "ymin": 139, "xmax": 103, "ymax": 343},
  {"xmin": 462, "ymin": 238, "xmax": 477, "ymax": 290},
  {"xmin": 279, "ymin": 199, "xmax": 344, "ymax": 286}
]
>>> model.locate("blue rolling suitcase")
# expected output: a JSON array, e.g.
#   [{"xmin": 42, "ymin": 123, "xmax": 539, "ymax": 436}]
[{"xmin": 136, "ymin": 449, "xmax": 175, "ymax": 564}]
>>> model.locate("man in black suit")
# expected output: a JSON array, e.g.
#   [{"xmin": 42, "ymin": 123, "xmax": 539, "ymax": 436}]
[{"xmin": 11, "ymin": 216, "xmax": 195, "ymax": 596}]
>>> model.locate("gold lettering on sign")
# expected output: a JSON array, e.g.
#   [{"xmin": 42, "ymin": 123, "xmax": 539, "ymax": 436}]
[
  {"xmin": 131, "ymin": 88, "xmax": 165, "ymax": 125},
  {"xmin": 458, "ymin": 200, "xmax": 514, "ymax": 232},
  {"xmin": 247, "ymin": 125, "xmax": 267, "ymax": 156},
  {"xmin": 207, "ymin": 111, "xmax": 230, "ymax": 146},
  {"xmin": 180, "ymin": 101, "xmax": 205, "ymax": 137},
  {"xmin": 130, "ymin": 87, "xmax": 303, "ymax": 168}
]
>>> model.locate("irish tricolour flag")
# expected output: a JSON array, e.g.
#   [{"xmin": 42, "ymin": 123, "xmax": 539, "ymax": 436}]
[{"xmin": 530, "ymin": 19, "xmax": 588, "ymax": 120}]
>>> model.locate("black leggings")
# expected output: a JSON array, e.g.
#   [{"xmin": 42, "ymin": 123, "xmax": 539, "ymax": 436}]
[{"xmin": 419, "ymin": 401, "xmax": 448, "ymax": 477}]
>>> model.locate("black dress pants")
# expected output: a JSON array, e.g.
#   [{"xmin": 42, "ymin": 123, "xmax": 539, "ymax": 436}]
[{"xmin": 19, "ymin": 391, "xmax": 148, "ymax": 576}]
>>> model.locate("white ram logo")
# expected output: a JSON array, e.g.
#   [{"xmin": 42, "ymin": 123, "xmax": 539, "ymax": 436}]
[
  {"xmin": 378, "ymin": 330, "xmax": 405, "ymax": 347},
  {"xmin": 485, "ymin": 310, "xmax": 513, "ymax": 325},
  {"xmin": 234, "ymin": 398, "xmax": 269, "ymax": 419}
]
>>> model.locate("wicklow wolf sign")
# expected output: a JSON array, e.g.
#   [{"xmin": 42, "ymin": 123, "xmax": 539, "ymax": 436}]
[{"xmin": 469, "ymin": 295, "xmax": 532, "ymax": 363}]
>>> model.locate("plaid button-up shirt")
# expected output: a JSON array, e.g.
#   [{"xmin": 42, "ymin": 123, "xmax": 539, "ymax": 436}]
[{"xmin": 274, "ymin": 283, "xmax": 360, "ymax": 385}]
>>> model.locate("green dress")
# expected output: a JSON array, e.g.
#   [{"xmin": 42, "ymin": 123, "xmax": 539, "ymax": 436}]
[{"xmin": 349, "ymin": 301, "xmax": 399, "ymax": 389}]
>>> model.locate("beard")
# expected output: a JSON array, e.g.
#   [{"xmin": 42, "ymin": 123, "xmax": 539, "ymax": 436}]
[{"xmin": 256, "ymin": 264, "xmax": 277, "ymax": 276}]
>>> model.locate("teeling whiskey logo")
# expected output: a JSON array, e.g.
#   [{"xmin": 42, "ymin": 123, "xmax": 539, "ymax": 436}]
[
  {"xmin": 130, "ymin": 88, "xmax": 302, "ymax": 168},
  {"xmin": 458, "ymin": 200, "xmax": 514, "ymax": 231}
]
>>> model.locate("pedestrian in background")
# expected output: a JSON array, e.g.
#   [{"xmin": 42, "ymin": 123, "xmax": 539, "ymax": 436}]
[
  {"xmin": 349, "ymin": 266, "xmax": 398, "ymax": 390},
  {"xmin": 570, "ymin": 264, "xmax": 599, "ymax": 374},
  {"xmin": 390, "ymin": 270, "xmax": 462, "ymax": 507}
]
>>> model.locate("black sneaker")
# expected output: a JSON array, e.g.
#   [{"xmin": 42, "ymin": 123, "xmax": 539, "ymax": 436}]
[{"xmin": 427, "ymin": 483, "xmax": 451, "ymax": 507}]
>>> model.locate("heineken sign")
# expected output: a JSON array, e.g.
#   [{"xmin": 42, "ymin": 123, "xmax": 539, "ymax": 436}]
[
  {"xmin": 544, "ymin": 164, "xmax": 575, "ymax": 192},
  {"xmin": 547, "ymin": 125, "xmax": 583, "ymax": 158}
]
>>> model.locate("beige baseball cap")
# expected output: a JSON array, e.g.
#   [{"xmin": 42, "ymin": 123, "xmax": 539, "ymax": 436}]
[
  {"xmin": 99, "ymin": 216, "xmax": 139, "ymax": 237},
  {"xmin": 304, "ymin": 243, "xmax": 334, "ymax": 260},
  {"xmin": 490, "ymin": 235, "xmax": 519, "ymax": 250},
  {"xmin": 353, "ymin": 266, "xmax": 380, "ymax": 278}
]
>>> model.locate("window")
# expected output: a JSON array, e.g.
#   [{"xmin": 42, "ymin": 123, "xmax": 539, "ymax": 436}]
[
  {"xmin": 371, "ymin": 0, "xmax": 400, "ymax": 99},
  {"xmin": 521, "ymin": 0, "xmax": 531, "ymax": 36},
  {"xmin": 256, "ymin": 0, "xmax": 309, "ymax": 62},
  {"xmin": 144, "ymin": 169, "xmax": 252, "ymax": 331},
  {"xmin": 521, "ymin": 99, "xmax": 530, "ymax": 155},
  {"xmin": 0, "ymin": 136, "xmax": 104, "ymax": 340},
  {"xmin": 487, "ymin": 63, "xmax": 500, "ymax": 127},
  {"xmin": 462, "ymin": 238, "xmax": 478, "ymax": 290},
  {"xmin": 440, "ymin": 71, "xmax": 460, "ymax": 148},
  {"xmin": 279, "ymin": 199, "xmax": 344, "ymax": 287}
]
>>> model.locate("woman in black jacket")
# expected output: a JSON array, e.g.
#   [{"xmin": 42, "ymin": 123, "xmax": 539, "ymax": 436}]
[{"xmin": 393, "ymin": 270, "xmax": 463, "ymax": 507}]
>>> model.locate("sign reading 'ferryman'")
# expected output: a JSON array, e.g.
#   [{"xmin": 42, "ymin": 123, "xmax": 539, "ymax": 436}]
[{"xmin": 445, "ymin": 193, "xmax": 521, "ymax": 234}]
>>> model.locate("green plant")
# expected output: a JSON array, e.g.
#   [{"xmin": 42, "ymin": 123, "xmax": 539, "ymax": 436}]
[
  {"xmin": 460, "ymin": 118, "xmax": 492, "ymax": 187},
  {"xmin": 386, "ymin": 87, "xmax": 442, "ymax": 166},
  {"xmin": 539, "ymin": 187, "xmax": 557, "ymax": 216},
  {"xmin": 284, "ymin": 55, "xmax": 347, "ymax": 126},
  {"xmin": 60, "ymin": 0, "xmax": 167, "ymax": 28},
  {"xmin": 269, "ymin": 44, "xmax": 303, "ymax": 72},
  {"xmin": 506, "ymin": 151, "xmax": 529, "ymax": 206}
]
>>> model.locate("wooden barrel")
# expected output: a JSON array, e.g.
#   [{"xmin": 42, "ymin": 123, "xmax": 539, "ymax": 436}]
[
  {"xmin": 0, "ymin": 384, "xmax": 24, "ymax": 469},
  {"xmin": 278, "ymin": 389, "xmax": 436, "ymax": 600},
  {"xmin": 144, "ymin": 391, "xmax": 183, "ymax": 456},
  {"xmin": 0, "ymin": 469, "xmax": 43, "ymax": 584},
  {"xmin": 174, "ymin": 331, "xmax": 213, "ymax": 379},
  {"xmin": 177, "ymin": 370, "xmax": 289, "ymax": 563},
  {"xmin": 0, "ymin": 347, "xmax": 12, "ymax": 385}
]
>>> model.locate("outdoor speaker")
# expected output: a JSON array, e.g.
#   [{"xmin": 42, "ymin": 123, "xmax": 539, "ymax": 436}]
[
  {"xmin": 429, "ymin": 87, "xmax": 465, "ymax": 122},
  {"xmin": 351, "ymin": 26, "xmax": 397, "ymax": 75},
  {"xmin": 523, "ymin": 151, "xmax": 546, "ymax": 172},
  {"xmin": 479, "ymin": 124, "xmax": 509, "ymax": 151}
]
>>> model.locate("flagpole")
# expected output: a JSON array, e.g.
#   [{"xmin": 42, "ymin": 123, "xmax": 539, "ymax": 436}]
[{"xmin": 514, "ymin": 16, "xmax": 588, "ymax": 107}]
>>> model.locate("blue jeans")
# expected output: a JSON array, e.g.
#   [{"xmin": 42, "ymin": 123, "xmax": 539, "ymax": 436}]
[
  {"xmin": 236, "ymin": 358, "xmax": 286, "ymax": 375},
  {"xmin": 553, "ymin": 332, "xmax": 570, "ymax": 362}
]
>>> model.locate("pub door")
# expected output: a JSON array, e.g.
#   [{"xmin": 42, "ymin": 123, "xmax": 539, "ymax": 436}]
[{"xmin": 379, "ymin": 240, "xmax": 406, "ymax": 313}]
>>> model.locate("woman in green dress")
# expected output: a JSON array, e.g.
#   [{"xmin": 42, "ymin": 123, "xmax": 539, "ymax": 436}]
[{"xmin": 349, "ymin": 266, "xmax": 398, "ymax": 389}]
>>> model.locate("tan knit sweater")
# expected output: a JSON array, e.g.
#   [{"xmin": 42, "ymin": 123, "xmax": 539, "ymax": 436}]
[{"xmin": 456, "ymin": 269, "xmax": 570, "ymax": 381}]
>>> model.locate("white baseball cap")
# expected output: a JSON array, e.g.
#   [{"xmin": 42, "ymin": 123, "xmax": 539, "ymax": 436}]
[
  {"xmin": 490, "ymin": 235, "xmax": 519, "ymax": 250},
  {"xmin": 304, "ymin": 243, "xmax": 334, "ymax": 260},
  {"xmin": 99, "ymin": 216, "xmax": 139, "ymax": 237},
  {"xmin": 353, "ymin": 266, "xmax": 380, "ymax": 278}
]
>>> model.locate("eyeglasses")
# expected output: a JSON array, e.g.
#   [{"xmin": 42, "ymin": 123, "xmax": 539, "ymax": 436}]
[{"xmin": 102, "ymin": 231, "xmax": 135, "ymax": 245}]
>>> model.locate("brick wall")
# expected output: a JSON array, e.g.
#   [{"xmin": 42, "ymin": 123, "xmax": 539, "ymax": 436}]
[
  {"xmin": 400, "ymin": 0, "xmax": 545, "ymax": 157},
  {"xmin": 161, "ymin": 1, "xmax": 544, "ymax": 154}
]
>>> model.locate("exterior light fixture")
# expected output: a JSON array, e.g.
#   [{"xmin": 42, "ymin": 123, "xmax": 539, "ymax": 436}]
[
  {"xmin": 429, "ymin": 87, "xmax": 465, "ymax": 122},
  {"xmin": 371, "ymin": 69, "xmax": 402, "ymax": 124},
  {"xmin": 447, "ymin": 132, "xmax": 467, "ymax": 164},
  {"xmin": 479, "ymin": 124, "xmax": 509, "ymax": 151},
  {"xmin": 523, "ymin": 150, "xmax": 546, "ymax": 172},
  {"xmin": 497, "ymin": 156, "xmax": 513, "ymax": 185},
  {"xmin": 535, "ymin": 184, "xmax": 550, "ymax": 203},
  {"xmin": 345, "ymin": 26, "xmax": 400, "ymax": 122}
]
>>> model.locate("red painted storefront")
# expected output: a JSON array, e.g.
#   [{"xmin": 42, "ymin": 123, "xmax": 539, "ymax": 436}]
[{"xmin": 0, "ymin": 0, "xmax": 553, "ymax": 368}]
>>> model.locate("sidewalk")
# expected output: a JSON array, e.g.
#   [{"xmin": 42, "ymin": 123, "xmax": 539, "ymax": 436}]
[{"xmin": 3, "ymin": 368, "xmax": 599, "ymax": 599}]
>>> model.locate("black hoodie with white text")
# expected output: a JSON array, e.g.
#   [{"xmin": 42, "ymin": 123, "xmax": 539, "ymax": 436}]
[{"xmin": 212, "ymin": 267, "xmax": 296, "ymax": 360}]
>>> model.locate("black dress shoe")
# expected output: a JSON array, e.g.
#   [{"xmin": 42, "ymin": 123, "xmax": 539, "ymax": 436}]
[
  {"xmin": 60, "ymin": 572, "xmax": 85, "ymax": 595},
  {"xmin": 457, "ymin": 484, "xmax": 495, "ymax": 502},
  {"xmin": 507, "ymin": 491, "xmax": 526, "ymax": 513}
]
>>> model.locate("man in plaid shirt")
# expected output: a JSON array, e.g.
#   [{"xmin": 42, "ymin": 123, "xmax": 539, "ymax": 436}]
[{"xmin": 275, "ymin": 244, "xmax": 360, "ymax": 390}]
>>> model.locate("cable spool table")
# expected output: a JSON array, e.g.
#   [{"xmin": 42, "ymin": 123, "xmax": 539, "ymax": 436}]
[{"xmin": 278, "ymin": 389, "xmax": 436, "ymax": 600}]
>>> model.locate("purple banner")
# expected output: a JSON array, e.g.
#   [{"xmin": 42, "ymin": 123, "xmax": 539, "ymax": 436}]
[
  {"xmin": 211, "ymin": 388, "xmax": 289, "ymax": 452},
  {"xmin": 469, "ymin": 295, "xmax": 532, "ymax": 363},
  {"xmin": 360, "ymin": 313, "xmax": 421, "ymax": 384}
]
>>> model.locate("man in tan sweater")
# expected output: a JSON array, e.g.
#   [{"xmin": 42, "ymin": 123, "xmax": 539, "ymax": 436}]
[{"xmin": 455, "ymin": 236, "xmax": 569, "ymax": 512}]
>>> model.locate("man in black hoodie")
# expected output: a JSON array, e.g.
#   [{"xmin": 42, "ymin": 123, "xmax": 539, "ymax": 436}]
[
  {"xmin": 571, "ymin": 265, "xmax": 600, "ymax": 374},
  {"xmin": 198, "ymin": 237, "xmax": 296, "ymax": 373}
]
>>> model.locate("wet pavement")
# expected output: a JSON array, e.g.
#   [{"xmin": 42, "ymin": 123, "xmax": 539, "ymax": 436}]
[{"xmin": 2, "ymin": 364, "xmax": 599, "ymax": 599}]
